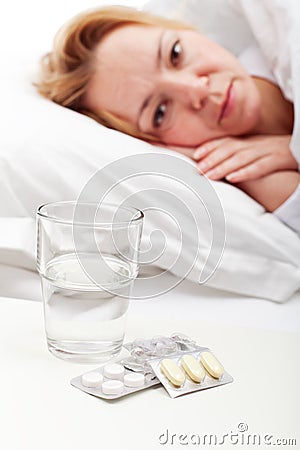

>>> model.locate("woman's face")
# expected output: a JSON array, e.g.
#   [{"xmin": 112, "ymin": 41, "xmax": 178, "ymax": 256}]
[{"xmin": 84, "ymin": 24, "xmax": 262, "ymax": 147}]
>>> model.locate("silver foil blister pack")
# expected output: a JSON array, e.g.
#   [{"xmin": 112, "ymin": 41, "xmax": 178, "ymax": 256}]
[
  {"xmin": 71, "ymin": 333, "xmax": 233, "ymax": 400},
  {"xmin": 149, "ymin": 349, "xmax": 233, "ymax": 399},
  {"xmin": 71, "ymin": 364, "xmax": 159, "ymax": 400}
]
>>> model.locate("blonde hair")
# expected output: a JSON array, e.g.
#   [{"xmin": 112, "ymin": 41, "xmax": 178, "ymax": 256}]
[{"xmin": 36, "ymin": 6, "xmax": 191, "ymax": 141}]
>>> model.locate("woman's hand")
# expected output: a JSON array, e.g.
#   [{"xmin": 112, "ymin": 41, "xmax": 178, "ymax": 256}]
[{"xmin": 191, "ymin": 135, "xmax": 298, "ymax": 182}]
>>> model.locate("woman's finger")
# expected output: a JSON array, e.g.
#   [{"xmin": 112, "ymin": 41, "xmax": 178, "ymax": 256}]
[
  {"xmin": 226, "ymin": 156, "xmax": 275, "ymax": 182},
  {"xmin": 202, "ymin": 147, "xmax": 263, "ymax": 180},
  {"xmin": 192, "ymin": 137, "xmax": 232, "ymax": 160},
  {"xmin": 197, "ymin": 141, "xmax": 250, "ymax": 172}
]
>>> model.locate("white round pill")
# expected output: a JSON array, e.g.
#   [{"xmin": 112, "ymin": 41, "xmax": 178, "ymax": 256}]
[
  {"xmin": 124, "ymin": 372, "xmax": 145, "ymax": 388},
  {"xmin": 103, "ymin": 363, "xmax": 125, "ymax": 380},
  {"xmin": 102, "ymin": 380, "xmax": 124, "ymax": 395},
  {"xmin": 81, "ymin": 371, "xmax": 103, "ymax": 388}
]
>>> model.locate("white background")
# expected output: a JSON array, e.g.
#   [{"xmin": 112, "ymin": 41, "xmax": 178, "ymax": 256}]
[{"xmin": 0, "ymin": 0, "xmax": 146, "ymax": 56}]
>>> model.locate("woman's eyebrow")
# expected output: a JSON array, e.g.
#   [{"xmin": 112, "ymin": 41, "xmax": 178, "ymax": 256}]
[{"xmin": 137, "ymin": 30, "xmax": 165, "ymax": 126}]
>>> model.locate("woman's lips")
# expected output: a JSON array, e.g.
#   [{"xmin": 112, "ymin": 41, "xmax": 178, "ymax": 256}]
[{"xmin": 219, "ymin": 83, "xmax": 235, "ymax": 123}]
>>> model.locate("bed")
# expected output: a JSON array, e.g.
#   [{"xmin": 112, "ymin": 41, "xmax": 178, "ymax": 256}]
[{"xmin": 1, "ymin": 0, "xmax": 300, "ymax": 300}]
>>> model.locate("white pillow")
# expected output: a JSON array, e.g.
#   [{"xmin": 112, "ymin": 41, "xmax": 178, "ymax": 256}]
[
  {"xmin": 1, "ymin": 51, "xmax": 300, "ymax": 302},
  {"xmin": 144, "ymin": 0, "xmax": 254, "ymax": 55}
]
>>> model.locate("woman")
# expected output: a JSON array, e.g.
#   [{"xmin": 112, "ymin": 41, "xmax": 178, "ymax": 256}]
[{"xmin": 37, "ymin": 6, "xmax": 300, "ymax": 234}]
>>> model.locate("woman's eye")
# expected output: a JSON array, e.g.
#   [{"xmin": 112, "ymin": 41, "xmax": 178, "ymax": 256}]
[
  {"xmin": 170, "ymin": 40, "xmax": 182, "ymax": 66},
  {"xmin": 153, "ymin": 103, "xmax": 167, "ymax": 128}
]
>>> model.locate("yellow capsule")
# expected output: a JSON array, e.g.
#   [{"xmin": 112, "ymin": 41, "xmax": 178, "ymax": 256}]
[
  {"xmin": 160, "ymin": 358, "xmax": 185, "ymax": 387},
  {"xmin": 181, "ymin": 354, "xmax": 206, "ymax": 383},
  {"xmin": 200, "ymin": 351, "xmax": 224, "ymax": 379}
]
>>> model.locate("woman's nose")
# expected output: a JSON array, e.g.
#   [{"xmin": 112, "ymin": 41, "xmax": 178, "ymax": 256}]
[{"xmin": 161, "ymin": 73, "xmax": 209, "ymax": 109}]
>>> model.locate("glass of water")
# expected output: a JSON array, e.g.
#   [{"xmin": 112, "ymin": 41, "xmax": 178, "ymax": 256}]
[{"xmin": 36, "ymin": 201, "xmax": 143, "ymax": 363}]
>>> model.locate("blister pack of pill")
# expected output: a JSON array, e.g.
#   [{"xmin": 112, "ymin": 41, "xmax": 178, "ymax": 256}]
[
  {"xmin": 149, "ymin": 350, "xmax": 233, "ymax": 398},
  {"xmin": 71, "ymin": 333, "xmax": 233, "ymax": 400},
  {"xmin": 71, "ymin": 362, "xmax": 160, "ymax": 400}
]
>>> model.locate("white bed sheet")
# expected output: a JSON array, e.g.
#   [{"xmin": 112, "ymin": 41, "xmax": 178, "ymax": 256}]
[{"xmin": 2, "ymin": 264, "xmax": 299, "ymax": 334}]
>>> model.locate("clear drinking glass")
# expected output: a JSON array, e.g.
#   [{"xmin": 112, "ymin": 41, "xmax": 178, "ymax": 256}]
[{"xmin": 36, "ymin": 201, "xmax": 143, "ymax": 363}]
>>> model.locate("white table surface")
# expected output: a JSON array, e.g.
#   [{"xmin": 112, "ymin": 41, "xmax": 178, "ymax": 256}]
[{"xmin": 0, "ymin": 295, "xmax": 299, "ymax": 450}]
